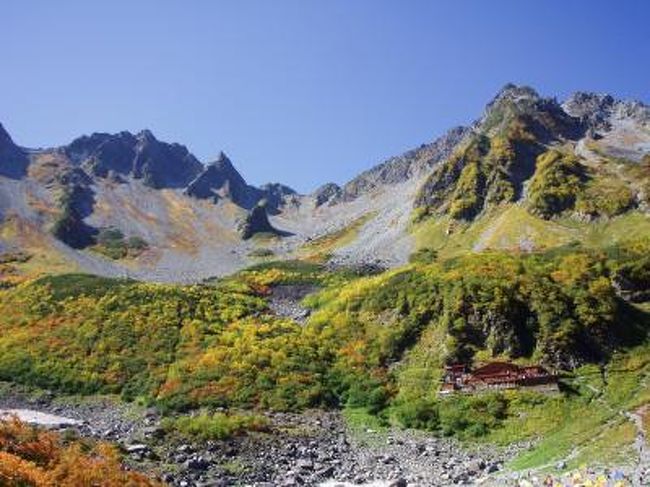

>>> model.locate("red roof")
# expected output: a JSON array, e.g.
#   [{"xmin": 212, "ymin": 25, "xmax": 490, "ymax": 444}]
[{"xmin": 472, "ymin": 362, "xmax": 521, "ymax": 378}]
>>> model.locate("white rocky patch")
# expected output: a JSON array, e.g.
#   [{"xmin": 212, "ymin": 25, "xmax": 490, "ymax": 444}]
[{"xmin": 0, "ymin": 408, "xmax": 83, "ymax": 428}]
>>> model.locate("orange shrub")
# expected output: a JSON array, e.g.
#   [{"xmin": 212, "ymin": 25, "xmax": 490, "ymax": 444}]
[{"xmin": 0, "ymin": 417, "xmax": 162, "ymax": 486}]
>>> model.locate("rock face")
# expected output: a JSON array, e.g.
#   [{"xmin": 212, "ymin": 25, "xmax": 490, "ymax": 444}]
[
  {"xmin": 313, "ymin": 182, "xmax": 342, "ymax": 207},
  {"xmin": 65, "ymin": 131, "xmax": 137, "ymax": 176},
  {"xmin": 50, "ymin": 166, "xmax": 98, "ymax": 249},
  {"xmin": 0, "ymin": 123, "xmax": 29, "ymax": 179},
  {"xmin": 185, "ymin": 154, "xmax": 297, "ymax": 213},
  {"xmin": 415, "ymin": 84, "xmax": 587, "ymax": 217},
  {"xmin": 238, "ymin": 204, "xmax": 281, "ymax": 240},
  {"xmin": 563, "ymin": 91, "xmax": 650, "ymax": 132},
  {"xmin": 258, "ymin": 182, "xmax": 297, "ymax": 214},
  {"xmin": 0, "ymin": 84, "xmax": 648, "ymax": 280},
  {"xmin": 185, "ymin": 152, "xmax": 256, "ymax": 206},
  {"xmin": 334, "ymin": 125, "xmax": 469, "ymax": 203},
  {"xmin": 65, "ymin": 129, "xmax": 203, "ymax": 189},
  {"xmin": 478, "ymin": 83, "xmax": 582, "ymax": 141}
]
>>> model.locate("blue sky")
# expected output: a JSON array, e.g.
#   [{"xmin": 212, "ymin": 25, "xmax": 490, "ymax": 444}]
[{"xmin": 3, "ymin": 1, "xmax": 649, "ymax": 192}]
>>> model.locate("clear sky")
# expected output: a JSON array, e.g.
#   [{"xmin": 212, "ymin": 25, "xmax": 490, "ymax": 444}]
[{"xmin": 3, "ymin": 1, "xmax": 649, "ymax": 192}]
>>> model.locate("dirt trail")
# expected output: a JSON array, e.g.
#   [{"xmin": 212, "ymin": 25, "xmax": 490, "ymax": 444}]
[{"xmin": 625, "ymin": 405, "xmax": 649, "ymax": 486}]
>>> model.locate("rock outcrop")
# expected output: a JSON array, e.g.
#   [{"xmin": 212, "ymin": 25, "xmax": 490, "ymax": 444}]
[
  {"xmin": 563, "ymin": 91, "xmax": 650, "ymax": 132},
  {"xmin": 238, "ymin": 204, "xmax": 281, "ymax": 240},
  {"xmin": 185, "ymin": 151, "xmax": 255, "ymax": 206},
  {"xmin": 185, "ymin": 154, "xmax": 297, "ymax": 213},
  {"xmin": 313, "ymin": 182, "xmax": 342, "ymax": 207},
  {"xmin": 258, "ymin": 182, "xmax": 297, "ymax": 214},
  {"xmin": 65, "ymin": 129, "xmax": 203, "ymax": 189},
  {"xmin": 415, "ymin": 84, "xmax": 587, "ymax": 217},
  {"xmin": 0, "ymin": 123, "xmax": 29, "ymax": 179},
  {"xmin": 333, "ymin": 125, "xmax": 469, "ymax": 203}
]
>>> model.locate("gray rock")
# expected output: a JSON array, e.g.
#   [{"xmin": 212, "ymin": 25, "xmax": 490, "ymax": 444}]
[
  {"xmin": 467, "ymin": 459, "xmax": 486, "ymax": 473},
  {"xmin": 297, "ymin": 459, "xmax": 314, "ymax": 471},
  {"xmin": 185, "ymin": 456, "xmax": 210, "ymax": 471},
  {"xmin": 143, "ymin": 425, "xmax": 164, "ymax": 438},
  {"xmin": 177, "ymin": 444, "xmax": 194, "ymax": 453},
  {"xmin": 238, "ymin": 203, "xmax": 286, "ymax": 239},
  {"xmin": 316, "ymin": 465, "xmax": 335, "ymax": 477},
  {"xmin": 125, "ymin": 443, "xmax": 149, "ymax": 454}
]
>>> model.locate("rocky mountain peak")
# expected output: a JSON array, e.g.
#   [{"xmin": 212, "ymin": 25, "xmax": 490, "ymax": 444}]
[
  {"xmin": 185, "ymin": 152, "xmax": 257, "ymax": 207},
  {"xmin": 415, "ymin": 86, "xmax": 592, "ymax": 220},
  {"xmin": 136, "ymin": 129, "xmax": 157, "ymax": 143},
  {"xmin": 0, "ymin": 123, "xmax": 29, "ymax": 179},
  {"xmin": 209, "ymin": 152, "xmax": 246, "ymax": 184},
  {"xmin": 214, "ymin": 151, "xmax": 234, "ymax": 168},
  {"xmin": 487, "ymin": 83, "xmax": 541, "ymax": 107},
  {"xmin": 326, "ymin": 125, "xmax": 470, "ymax": 206},
  {"xmin": 312, "ymin": 182, "xmax": 342, "ymax": 207},
  {"xmin": 259, "ymin": 183, "xmax": 298, "ymax": 212},
  {"xmin": 65, "ymin": 129, "xmax": 203, "ymax": 189},
  {"xmin": 477, "ymin": 83, "xmax": 580, "ymax": 142},
  {"xmin": 563, "ymin": 92, "xmax": 650, "ymax": 131},
  {"xmin": 259, "ymin": 182, "xmax": 296, "ymax": 194},
  {"xmin": 0, "ymin": 123, "xmax": 15, "ymax": 146}
]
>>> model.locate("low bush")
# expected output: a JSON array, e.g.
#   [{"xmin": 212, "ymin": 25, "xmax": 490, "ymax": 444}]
[
  {"xmin": 162, "ymin": 411, "xmax": 269, "ymax": 442},
  {"xmin": 0, "ymin": 416, "xmax": 159, "ymax": 486},
  {"xmin": 93, "ymin": 227, "xmax": 148, "ymax": 259},
  {"xmin": 438, "ymin": 393, "xmax": 509, "ymax": 438},
  {"xmin": 527, "ymin": 150, "xmax": 587, "ymax": 218},
  {"xmin": 248, "ymin": 248, "xmax": 275, "ymax": 258},
  {"xmin": 393, "ymin": 398, "xmax": 440, "ymax": 431}
]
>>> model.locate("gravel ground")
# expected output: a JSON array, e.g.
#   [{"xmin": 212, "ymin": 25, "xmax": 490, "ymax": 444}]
[
  {"xmin": 267, "ymin": 284, "xmax": 320, "ymax": 323},
  {"xmin": 1, "ymin": 385, "xmax": 644, "ymax": 486},
  {"xmin": 0, "ymin": 386, "xmax": 520, "ymax": 486}
]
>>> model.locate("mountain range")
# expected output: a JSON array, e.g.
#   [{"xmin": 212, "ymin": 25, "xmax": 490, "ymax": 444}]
[
  {"xmin": 1, "ymin": 85, "xmax": 650, "ymax": 485},
  {"xmin": 0, "ymin": 84, "xmax": 648, "ymax": 282}
]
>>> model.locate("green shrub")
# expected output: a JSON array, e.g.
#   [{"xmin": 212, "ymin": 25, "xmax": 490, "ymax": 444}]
[
  {"xmin": 527, "ymin": 150, "xmax": 587, "ymax": 218},
  {"xmin": 0, "ymin": 243, "xmax": 647, "ymax": 438},
  {"xmin": 127, "ymin": 235, "xmax": 149, "ymax": 250},
  {"xmin": 409, "ymin": 248, "xmax": 438, "ymax": 264},
  {"xmin": 393, "ymin": 398, "xmax": 440, "ymax": 431},
  {"xmin": 248, "ymin": 248, "xmax": 275, "ymax": 258},
  {"xmin": 449, "ymin": 162, "xmax": 484, "ymax": 220},
  {"xmin": 576, "ymin": 177, "xmax": 634, "ymax": 217},
  {"xmin": 343, "ymin": 376, "xmax": 390, "ymax": 415},
  {"xmin": 92, "ymin": 227, "xmax": 148, "ymax": 259},
  {"xmin": 162, "ymin": 411, "xmax": 269, "ymax": 442},
  {"xmin": 439, "ymin": 393, "xmax": 509, "ymax": 438}
]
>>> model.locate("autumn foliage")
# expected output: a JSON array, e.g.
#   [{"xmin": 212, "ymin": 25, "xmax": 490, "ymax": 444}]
[{"xmin": 0, "ymin": 416, "xmax": 161, "ymax": 486}]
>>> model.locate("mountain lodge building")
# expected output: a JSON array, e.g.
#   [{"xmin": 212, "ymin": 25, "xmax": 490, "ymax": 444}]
[{"xmin": 440, "ymin": 362, "xmax": 558, "ymax": 394}]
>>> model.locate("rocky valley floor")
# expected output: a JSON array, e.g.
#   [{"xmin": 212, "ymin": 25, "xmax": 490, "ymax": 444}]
[
  {"xmin": 0, "ymin": 386, "xmax": 522, "ymax": 486},
  {"xmin": 2, "ymin": 385, "xmax": 646, "ymax": 486}
]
